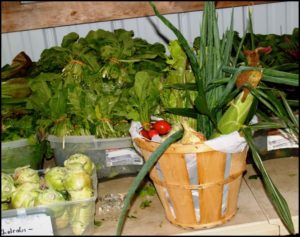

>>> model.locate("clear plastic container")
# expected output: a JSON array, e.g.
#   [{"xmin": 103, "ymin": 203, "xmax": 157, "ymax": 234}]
[
  {"xmin": 47, "ymin": 135, "xmax": 143, "ymax": 179},
  {"xmin": 1, "ymin": 139, "xmax": 44, "ymax": 173},
  {"xmin": 1, "ymin": 169, "xmax": 97, "ymax": 236}
]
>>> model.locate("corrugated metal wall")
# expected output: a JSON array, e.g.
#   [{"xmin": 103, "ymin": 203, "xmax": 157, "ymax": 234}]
[{"xmin": 1, "ymin": 1, "xmax": 299, "ymax": 66}]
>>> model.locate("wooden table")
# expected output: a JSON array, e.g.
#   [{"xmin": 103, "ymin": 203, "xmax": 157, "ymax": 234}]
[{"xmin": 89, "ymin": 157, "xmax": 298, "ymax": 236}]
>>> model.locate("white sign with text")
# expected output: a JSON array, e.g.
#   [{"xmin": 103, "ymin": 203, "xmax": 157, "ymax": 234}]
[{"xmin": 2, "ymin": 213, "xmax": 54, "ymax": 236}]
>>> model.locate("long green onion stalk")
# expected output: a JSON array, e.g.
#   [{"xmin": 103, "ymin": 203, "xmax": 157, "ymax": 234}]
[{"xmin": 116, "ymin": 130, "xmax": 183, "ymax": 235}]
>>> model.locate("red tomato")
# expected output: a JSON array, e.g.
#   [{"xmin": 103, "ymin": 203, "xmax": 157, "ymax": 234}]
[
  {"xmin": 153, "ymin": 120, "xmax": 171, "ymax": 135},
  {"xmin": 148, "ymin": 129, "xmax": 159, "ymax": 139},
  {"xmin": 140, "ymin": 129, "xmax": 150, "ymax": 139}
]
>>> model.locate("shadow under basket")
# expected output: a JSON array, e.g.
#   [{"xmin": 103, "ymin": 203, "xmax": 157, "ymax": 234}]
[{"xmin": 134, "ymin": 137, "xmax": 248, "ymax": 229}]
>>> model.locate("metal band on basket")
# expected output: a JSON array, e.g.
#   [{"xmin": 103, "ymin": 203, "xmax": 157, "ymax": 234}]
[{"xmin": 150, "ymin": 170, "xmax": 245, "ymax": 190}]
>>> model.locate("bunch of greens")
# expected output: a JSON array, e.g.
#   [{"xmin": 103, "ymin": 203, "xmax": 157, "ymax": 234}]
[
  {"xmin": 159, "ymin": 40, "xmax": 198, "ymax": 129},
  {"xmin": 116, "ymin": 1, "xmax": 298, "ymax": 235},
  {"xmin": 1, "ymin": 52, "xmax": 38, "ymax": 142},
  {"xmin": 114, "ymin": 70, "xmax": 162, "ymax": 130},
  {"xmin": 231, "ymin": 28, "xmax": 299, "ymax": 73},
  {"xmin": 27, "ymin": 29, "xmax": 168, "ymax": 138},
  {"xmin": 1, "ymin": 52, "xmax": 47, "ymax": 170}
]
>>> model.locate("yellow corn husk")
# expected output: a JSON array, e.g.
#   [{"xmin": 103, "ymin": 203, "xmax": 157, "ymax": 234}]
[
  {"xmin": 213, "ymin": 92, "xmax": 254, "ymax": 137},
  {"xmin": 211, "ymin": 70, "xmax": 263, "ymax": 139}
]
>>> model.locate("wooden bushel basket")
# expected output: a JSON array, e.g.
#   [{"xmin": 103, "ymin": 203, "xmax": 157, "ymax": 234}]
[{"xmin": 134, "ymin": 137, "xmax": 248, "ymax": 229}]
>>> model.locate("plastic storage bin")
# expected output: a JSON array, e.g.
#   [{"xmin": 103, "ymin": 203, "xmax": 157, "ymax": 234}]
[
  {"xmin": 1, "ymin": 169, "xmax": 97, "ymax": 236},
  {"xmin": 47, "ymin": 135, "xmax": 143, "ymax": 179},
  {"xmin": 1, "ymin": 139, "xmax": 44, "ymax": 173}
]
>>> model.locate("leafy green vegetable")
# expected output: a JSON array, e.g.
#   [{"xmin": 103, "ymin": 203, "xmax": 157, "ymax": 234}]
[
  {"xmin": 160, "ymin": 40, "xmax": 197, "ymax": 128},
  {"xmin": 139, "ymin": 200, "xmax": 152, "ymax": 209},
  {"xmin": 25, "ymin": 28, "xmax": 167, "ymax": 138},
  {"xmin": 1, "ymin": 78, "xmax": 32, "ymax": 99},
  {"xmin": 137, "ymin": 181, "xmax": 156, "ymax": 198}
]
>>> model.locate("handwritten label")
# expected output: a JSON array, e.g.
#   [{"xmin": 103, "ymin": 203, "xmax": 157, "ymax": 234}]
[
  {"xmin": 2, "ymin": 213, "xmax": 54, "ymax": 236},
  {"xmin": 267, "ymin": 134, "xmax": 298, "ymax": 151},
  {"xmin": 105, "ymin": 148, "xmax": 143, "ymax": 167}
]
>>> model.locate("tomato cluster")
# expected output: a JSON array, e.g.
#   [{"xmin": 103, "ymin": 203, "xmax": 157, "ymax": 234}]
[{"xmin": 139, "ymin": 120, "xmax": 172, "ymax": 140}]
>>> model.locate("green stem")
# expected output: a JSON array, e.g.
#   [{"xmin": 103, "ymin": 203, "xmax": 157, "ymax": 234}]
[
  {"xmin": 243, "ymin": 127, "xmax": 295, "ymax": 235},
  {"xmin": 116, "ymin": 129, "xmax": 184, "ymax": 235}
]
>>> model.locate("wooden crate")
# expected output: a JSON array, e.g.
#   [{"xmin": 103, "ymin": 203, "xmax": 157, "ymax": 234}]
[{"xmin": 134, "ymin": 137, "xmax": 248, "ymax": 229}]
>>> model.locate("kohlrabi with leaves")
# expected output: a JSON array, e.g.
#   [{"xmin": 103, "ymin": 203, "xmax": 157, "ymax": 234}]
[
  {"xmin": 45, "ymin": 166, "xmax": 67, "ymax": 192},
  {"xmin": 11, "ymin": 185, "xmax": 40, "ymax": 209},
  {"xmin": 1, "ymin": 173, "xmax": 16, "ymax": 203},
  {"xmin": 64, "ymin": 153, "xmax": 95, "ymax": 176},
  {"xmin": 35, "ymin": 188, "xmax": 66, "ymax": 217},
  {"xmin": 13, "ymin": 165, "xmax": 40, "ymax": 186},
  {"xmin": 34, "ymin": 187, "xmax": 70, "ymax": 229}
]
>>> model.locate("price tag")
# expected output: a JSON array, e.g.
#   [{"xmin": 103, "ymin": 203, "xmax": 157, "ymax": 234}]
[
  {"xmin": 267, "ymin": 131, "xmax": 298, "ymax": 151},
  {"xmin": 2, "ymin": 213, "xmax": 54, "ymax": 236},
  {"xmin": 105, "ymin": 148, "xmax": 143, "ymax": 167}
]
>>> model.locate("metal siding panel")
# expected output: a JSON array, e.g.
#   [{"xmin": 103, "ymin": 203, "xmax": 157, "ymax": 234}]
[
  {"xmin": 26, "ymin": 29, "xmax": 47, "ymax": 62},
  {"xmin": 267, "ymin": 2, "xmax": 287, "ymax": 34},
  {"xmin": 1, "ymin": 34, "xmax": 13, "ymax": 66},
  {"xmin": 186, "ymin": 11, "xmax": 202, "ymax": 44},
  {"xmin": 217, "ymin": 8, "xmax": 226, "ymax": 36},
  {"xmin": 112, "ymin": 19, "xmax": 125, "ymax": 30},
  {"xmin": 73, "ymin": 23, "xmax": 93, "ymax": 38},
  {"xmin": 136, "ymin": 16, "xmax": 162, "ymax": 45},
  {"xmin": 221, "ymin": 6, "xmax": 246, "ymax": 36},
  {"xmin": 20, "ymin": 31, "xmax": 34, "ymax": 59},
  {"xmin": 122, "ymin": 17, "xmax": 140, "ymax": 38},
  {"xmin": 5, "ymin": 31, "xmax": 28, "ymax": 61},
  {"xmin": 251, "ymin": 4, "xmax": 269, "ymax": 34},
  {"xmin": 43, "ymin": 28, "xmax": 58, "ymax": 48},
  {"xmin": 155, "ymin": 13, "xmax": 179, "ymax": 44},
  {"xmin": 232, "ymin": 7, "xmax": 245, "ymax": 36},
  {"xmin": 90, "ymin": 21, "xmax": 113, "ymax": 32},
  {"xmin": 286, "ymin": 1, "xmax": 299, "ymax": 34},
  {"xmin": 178, "ymin": 12, "xmax": 192, "ymax": 45},
  {"xmin": 54, "ymin": 25, "xmax": 74, "ymax": 46},
  {"xmin": 54, "ymin": 24, "xmax": 90, "ymax": 45},
  {"xmin": 267, "ymin": 3, "xmax": 277, "ymax": 34}
]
